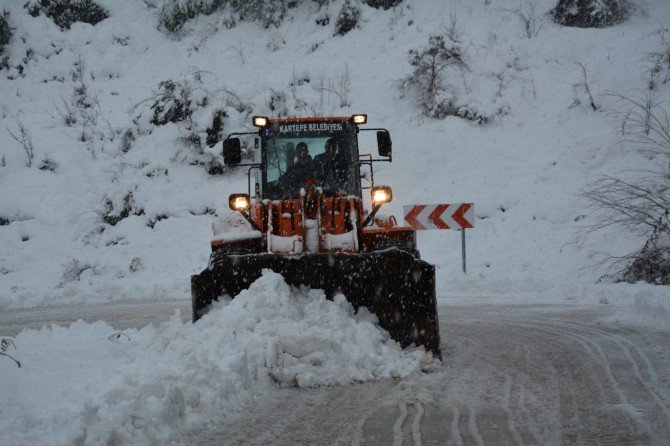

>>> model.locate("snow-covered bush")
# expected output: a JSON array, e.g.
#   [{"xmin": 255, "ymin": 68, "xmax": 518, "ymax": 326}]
[
  {"xmin": 120, "ymin": 129, "xmax": 134, "ymax": 153},
  {"xmin": 175, "ymin": 130, "xmax": 226, "ymax": 175},
  {"xmin": 205, "ymin": 109, "xmax": 227, "ymax": 147},
  {"xmin": 158, "ymin": 0, "xmax": 224, "ymax": 35},
  {"xmin": 266, "ymin": 30, "xmax": 286, "ymax": 52},
  {"xmin": 401, "ymin": 34, "xmax": 513, "ymax": 123},
  {"xmin": 649, "ymin": 45, "xmax": 670, "ymax": 90},
  {"xmin": 364, "ymin": 0, "xmax": 402, "ymax": 9},
  {"xmin": 51, "ymin": 57, "xmax": 107, "ymax": 148},
  {"xmin": 59, "ymin": 257, "xmax": 100, "ymax": 286},
  {"xmin": 0, "ymin": 14, "xmax": 10, "ymax": 53},
  {"xmin": 264, "ymin": 67, "xmax": 353, "ymax": 117},
  {"xmin": 552, "ymin": 0, "xmax": 629, "ymax": 28},
  {"xmin": 101, "ymin": 191, "xmax": 145, "ymax": 227},
  {"xmin": 620, "ymin": 224, "xmax": 669, "ymax": 285},
  {"xmin": 230, "ymin": 0, "xmax": 290, "ymax": 28},
  {"xmin": 140, "ymin": 74, "xmax": 242, "ymax": 130},
  {"xmin": 585, "ymin": 174, "xmax": 670, "ymax": 285},
  {"xmin": 129, "ymin": 257, "xmax": 144, "ymax": 273},
  {"xmin": 159, "ymin": 0, "xmax": 293, "ymax": 35},
  {"xmin": 150, "ymin": 80, "xmax": 195, "ymax": 126},
  {"xmin": 131, "ymin": 73, "xmax": 246, "ymax": 175},
  {"xmin": 269, "ymin": 90, "xmax": 289, "ymax": 116},
  {"xmin": 334, "ymin": 0, "xmax": 360, "ymax": 36},
  {"xmin": 25, "ymin": 0, "xmax": 108, "ymax": 30},
  {"xmin": 402, "ymin": 35, "xmax": 477, "ymax": 122},
  {"xmin": 582, "ymin": 95, "xmax": 670, "ymax": 285},
  {"xmin": 38, "ymin": 156, "xmax": 58, "ymax": 172}
]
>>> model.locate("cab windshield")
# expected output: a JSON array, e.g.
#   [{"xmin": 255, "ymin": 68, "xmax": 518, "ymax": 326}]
[{"xmin": 262, "ymin": 121, "xmax": 359, "ymax": 200}]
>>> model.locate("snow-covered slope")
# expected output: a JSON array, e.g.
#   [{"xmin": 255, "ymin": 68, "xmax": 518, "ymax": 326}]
[{"xmin": 1, "ymin": 0, "xmax": 669, "ymax": 310}]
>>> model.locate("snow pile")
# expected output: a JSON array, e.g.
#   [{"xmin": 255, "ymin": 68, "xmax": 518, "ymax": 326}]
[
  {"xmin": 0, "ymin": 271, "xmax": 429, "ymax": 445},
  {"xmin": 619, "ymin": 289, "xmax": 670, "ymax": 331}
]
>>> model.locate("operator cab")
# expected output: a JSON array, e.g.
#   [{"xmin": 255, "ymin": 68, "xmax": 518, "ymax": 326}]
[
  {"xmin": 221, "ymin": 113, "xmax": 393, "ymax": 226},
  {"xmin": 262, "ymin": 119, "xmax": 360, "ymax": 199}
]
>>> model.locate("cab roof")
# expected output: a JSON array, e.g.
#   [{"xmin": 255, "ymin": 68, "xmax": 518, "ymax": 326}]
[{"xmin": 267, "ymin": 116, "xmax": 352, "ymax": 124}]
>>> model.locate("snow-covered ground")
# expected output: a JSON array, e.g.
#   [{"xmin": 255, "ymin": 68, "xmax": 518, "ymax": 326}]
[
  {"xmin": 1, "ymin": 0, "xmax": 669, "ymax": 444},
  {"xmin": 2, "ymin": 298, "xmax": 669, "ymax": 445},
  {"xmin": 0, "ymin": 271, "xmax": 434, "ymax": 445}
]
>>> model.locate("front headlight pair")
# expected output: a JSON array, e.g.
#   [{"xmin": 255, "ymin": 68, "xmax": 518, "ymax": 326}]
[{"xmin": 230, "ymin": 186, "xmax": 391, "ymax": 212}]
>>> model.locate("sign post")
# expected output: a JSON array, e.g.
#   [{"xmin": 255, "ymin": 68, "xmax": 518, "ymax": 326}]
[
  {"xmin": 403, "ymin": 203, "xmax": 474, "ymax": 274},
  {"xmin": 461, "ymin": 228, "xmax": 466, "ymax": 274}
]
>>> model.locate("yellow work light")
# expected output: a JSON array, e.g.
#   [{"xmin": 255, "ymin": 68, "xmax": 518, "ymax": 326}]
[
  {"xmin": 253, "ymin": 116, "xmax": 268, "ymax": 128},
  {"xmin": 352, "ymin": 114, "xmax": 367, "ymax": 125},
  {"xmin": 371, "ymin": 185, "xmax": 392, "ymax": 205},
  {"xmin": 229, "ymin": 193, "xmax": 251, "ymax": 211}
]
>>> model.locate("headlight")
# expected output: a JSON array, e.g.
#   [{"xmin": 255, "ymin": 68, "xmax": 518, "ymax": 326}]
[
  {"xmin": 352, "ymin": 114, "xmax": 367, "ymax": 125},
  {"xmin": 253, "ymin": 116, "xmax": 268, "ymax": 127},
  {"xmin": 371, "ymin": 186, "xmax": 392, "ymax": 205},
  {"xmin": 229, "ymin": 193, "xmax": 251, "ymax": 211}
]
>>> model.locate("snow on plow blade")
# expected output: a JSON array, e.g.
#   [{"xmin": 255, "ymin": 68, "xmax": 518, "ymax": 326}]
[{"xmin": 191, "ymin": 248, "xmax": 441, "ymax": 358}]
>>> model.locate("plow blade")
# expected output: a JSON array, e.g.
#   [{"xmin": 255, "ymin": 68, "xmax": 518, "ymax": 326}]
[{"xmin": 191, "ymin": 248, "xmax": 441, "ymax": 358}]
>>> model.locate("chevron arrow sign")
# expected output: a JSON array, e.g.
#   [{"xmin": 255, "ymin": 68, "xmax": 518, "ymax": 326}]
[{"xmin": 403, "ymin": 203, "xmax": 474, "ymax": 230}]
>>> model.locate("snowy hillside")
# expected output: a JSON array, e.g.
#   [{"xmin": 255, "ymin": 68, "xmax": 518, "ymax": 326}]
[{"xmin": 1, "ymin": 0, "xmax": 669, "ymax": 311}]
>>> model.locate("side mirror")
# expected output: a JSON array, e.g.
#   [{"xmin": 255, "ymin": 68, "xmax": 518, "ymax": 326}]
[
  {"xmin": 377, "ymin": 131, "xmax": 392, "ymax": 159},
  {"xmin": 223, "ymin": 138, "xmax": 242, "ymax": 165}
]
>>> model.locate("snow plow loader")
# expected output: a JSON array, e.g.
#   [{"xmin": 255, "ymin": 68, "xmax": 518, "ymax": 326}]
[{"xmin": 191, "ymin": 114, "xmax": 441, "ymax": 357}]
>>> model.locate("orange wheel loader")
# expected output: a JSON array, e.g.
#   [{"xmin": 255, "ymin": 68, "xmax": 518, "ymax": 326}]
[{"xmin": 191, "ymin": 114, "xmax": 441, "ymax": 357}]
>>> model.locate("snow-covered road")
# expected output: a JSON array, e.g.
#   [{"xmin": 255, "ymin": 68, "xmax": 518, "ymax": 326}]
[
  {"xmin": 191, "ymin": 304, "xmax": 670, "ymax": 445},
  {"xmin": 0, "ymin": 298, "xmax": 191, "ymax": 337},
  {"xmin": 2, "ymin": 301, "xmax": 668, "ymax": 445}
]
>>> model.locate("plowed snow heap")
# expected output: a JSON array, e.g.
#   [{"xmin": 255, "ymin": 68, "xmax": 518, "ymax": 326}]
[{"xmin": 192, "ymin": 114, "xmax": 441, "ymax": 357}]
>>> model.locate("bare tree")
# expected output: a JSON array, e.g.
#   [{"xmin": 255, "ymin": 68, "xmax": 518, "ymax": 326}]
[
  {"xmin": 7, "ymin": 121, "xmax": 35, "ymax": 167},
  {"xmin": 317, "ymin": 64, "xmax": 352, "ymax": 108},
  {"xmin": 573, "ymin": 62, "xmax": 599, "ymax": 111},
  {"xmin": 445, "ymin": 9, "xmax": 462, "ymax": 43},
  {"xmin": 517, "ymin": 0, "xmax": 541, "ymax": 39},
  {"xmin": 228, "ymin": 38, "xmax": 246, "ymax": 64}
]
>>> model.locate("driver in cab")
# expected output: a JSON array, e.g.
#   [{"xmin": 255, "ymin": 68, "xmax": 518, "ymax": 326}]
[
  {"xmin": 313, "ymin": 138, "xmax": 346, "ymax": 191},
  {"xmin": 279, "ymin": 141, "xmax": 313, "ymax": 192}
]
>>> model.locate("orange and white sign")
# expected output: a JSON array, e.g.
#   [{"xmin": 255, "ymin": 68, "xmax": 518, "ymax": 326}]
[{"xmin": 403, "ymin": 203, "xmax": 474, "ymax": 230}]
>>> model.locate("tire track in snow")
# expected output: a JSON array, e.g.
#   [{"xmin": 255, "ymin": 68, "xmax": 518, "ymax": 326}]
[
  {"xmin": 496, "ymin": 315, "xmax": 667, "ymax": 444},
  {"xmin": 617, "ymin": 335, "xmax": 670, "ymax": 411},
  {"xmin": 392, "ymin": 402, "xmax": 408, "ymax": 446},
  {"xmin": 467, "ymin": 406, "xmax": 484, "ymax": 446},
  {"xmin": 411, "ymin": 402, "xmax": 424, "ymax": 446},
  {"xmin": 567, "ymin": 321, "xmax": 669, "ymax": 420},
  {"xmin": 492, "ymin": 318, "xmax": 612, "ymax": 441},
  {"xmin": 498, "ymin": 317, "xmax": 630, "ymax": 409},
  {"xmin": 351, "ymin": 410, "xmax": 367, "ymax": 446},
  {"xmin": 520, "ymin": 316, "xmax": 670, "ymax": 421},
  {"xmin": 388, "ymin": 400, "xmax": 425, "ymax": 446},
  {"xmin": 491, "ymin": 317, "xmax": 635, "ymax": 444},
  {"xmin": 503, "ymin": 375, "xmax": 526, "ymax": 445},
  {"xmin": 450, "ymin": 406, "xmax": 463, "ymax": 446}
]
